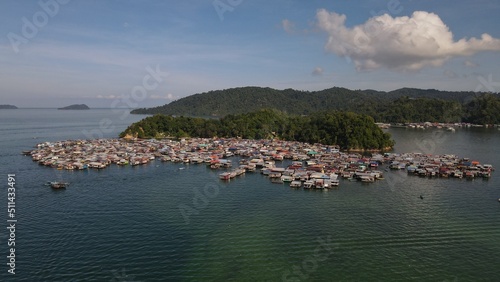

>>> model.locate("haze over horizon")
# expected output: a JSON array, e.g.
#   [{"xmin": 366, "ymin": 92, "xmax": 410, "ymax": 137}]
[{"xmin": 1, "ymin": 0, "xmax": 500, "ymax": 108}]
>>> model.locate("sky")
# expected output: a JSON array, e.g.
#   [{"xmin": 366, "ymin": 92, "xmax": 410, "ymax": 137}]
[{"xmin": 1, "ymin": 0, "xmax": 500, "ymax": 108}]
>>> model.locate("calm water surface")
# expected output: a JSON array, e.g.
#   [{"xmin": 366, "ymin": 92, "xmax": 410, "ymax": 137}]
[{"xmin": 1, "ymin": 109, "xmax": 499, "ymax": 281}]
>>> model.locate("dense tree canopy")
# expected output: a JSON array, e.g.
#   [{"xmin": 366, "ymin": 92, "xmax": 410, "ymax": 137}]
[
  {"xmin": 463, "ymin": 94, "xmax": 500, "ymax": 125},
  {"xmin": 120, "ymin": 109, "xmax": 395, "ymax": 150},
  {"xmin": 130, "ymin": 86, "xmax": 499, "ymax": 124},
  {"xmin": 371, "ymin": 97, "xmax": 463, "ymax": 123}
]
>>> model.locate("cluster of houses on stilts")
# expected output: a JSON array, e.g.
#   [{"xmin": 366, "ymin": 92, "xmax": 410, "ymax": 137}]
[{"xmin": 24, "ymin": 138, "xmax": 494, "ymax": 190}]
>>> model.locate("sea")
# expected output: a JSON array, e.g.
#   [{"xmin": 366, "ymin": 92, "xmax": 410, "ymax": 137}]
[{"xmin": 1, "ymin": 109, "xmax": 499, "ymax": 282}]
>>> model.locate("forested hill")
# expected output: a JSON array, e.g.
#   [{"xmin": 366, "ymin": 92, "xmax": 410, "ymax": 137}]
[
  {"xmin": 120, "ymin": 109, "xmax": 395, "ymax": 151},
  {"xmin": 130, "ymin": 86, "xmax": 499, "ymax": 124},
  {"xmin": 133, "ymin": 86, "xmax": 371, "ymax": 116}
]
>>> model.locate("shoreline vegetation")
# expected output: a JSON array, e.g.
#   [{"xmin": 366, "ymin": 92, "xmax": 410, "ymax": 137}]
[
  {"xmin": 120, "ymin": 109, "xmax": 395, "ymax": 151},
  {"xmin": 130, "ymin": 86, "xmax": 500, "ymax": 125}
]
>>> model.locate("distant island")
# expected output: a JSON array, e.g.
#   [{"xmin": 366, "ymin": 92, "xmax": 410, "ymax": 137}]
[
  {"xmin": 130, "ymin": 86, "xmax": 500, "ymax": 125},
  {"xmin": 58, "ymin": 104, "xmax": 90, "ymax": 110},
  {"xmin": 0, "ymin": 104, "xmax": 18, "ymax": 109}
]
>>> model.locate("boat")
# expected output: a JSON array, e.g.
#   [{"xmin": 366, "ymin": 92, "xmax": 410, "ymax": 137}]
[
  {"xmin": 270, "ymin": 178, "xmax": 284, "ymax": 184},
  {"xmin": 233, "ymin": 168, "xmax": 246, "ymax": 176},
  {"xmin": 219, "ymin": 172, "xmax": 231, "ymax": 180},
  {"xmin": 290, "ymin": 180, "xmax": 302, "ymax": 188},
  {"xmin": 369, "ymin": 170, "xmax": 384, "ymax": 179},
  {"xmin": 360, "ymin": 175, "xmax": 375, "ymax": 183},
  {"xmin": 314, "ymin": 179, "xmax": 325, "ymax": 189},
  {"xmin": 323, "ymin": 180, "xmax": 333, "ymax": 189},
  {"xmin": 407, "ymin": 165, "xmax": 417, "ymax": 173},
  {"xmin": 261, "ymin": 168, "xmax": 271, "ymax": 175},
  {"xmin": 483, "ymin": 164, "xmax": 494, "ymax": 171},
  {"xmin": 48, "ymin": 181, "xmax": 69, "ymax": 189},
  {"xmin": 281, "ymin": 175, "xmax": 293, "ymax": 182},
  {"xmin": 117, "ymin": 159, "xmax": 129, "ymax": 165},
  {"xmin": 453, "ymin": 170, "xmax": 463, "ymax": 179},
  {"xmin": 389, "ymin": 161, "xmax": 401, "ymax": 170},
  {"xmin": 342, "ymin": 171, "xmax": 354, "ymax": 179},
  {"xmin": 269, "ymin": 172, "xmax": 282, "ymax": 178},
  {"xmin": 303, "ymin": 180, "xmax": 314, "ymax": 189},
  {"xmin": 465, "ymin": 171, "xmax": 475, "ymax": 179},
  {"xmin": 245, "ymin": 164, "xmax": 256, "ymax": 172}
]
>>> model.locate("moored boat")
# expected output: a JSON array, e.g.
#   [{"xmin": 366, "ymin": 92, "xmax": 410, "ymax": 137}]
[
  {"xmin": 269, "ymin": 172, "xmax": 282, "ymax": 178},
  {"xmin": 219, "ymin": 172, "xmax": 231, "ymax": 180},
  {"xmin": 303, "ymin": 180, "xmax": 314, "ymax": 189},
  {"xmin": 360, "ymin": 175, "xmax": 374, "ymax": 183}
]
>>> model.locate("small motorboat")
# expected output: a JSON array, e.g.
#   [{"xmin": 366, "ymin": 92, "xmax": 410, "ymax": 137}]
[{"xmin": 48, "ymin": 181, "xmax": 69, "ymax": 189}]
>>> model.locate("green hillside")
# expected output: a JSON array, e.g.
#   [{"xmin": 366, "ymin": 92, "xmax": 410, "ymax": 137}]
[
  {"xmin": 120, "ymin": 109, "xmax": 395, "ymax": 151},
  {"xmin": 131, "ymin": 86, "xmax": 377, "ymax": 116},
  {"xmin": 131, "ymin": 86, "xmax": 499, "ymax": 124}
]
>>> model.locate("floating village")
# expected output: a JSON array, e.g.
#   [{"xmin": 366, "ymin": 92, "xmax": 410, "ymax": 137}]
[
  {"xmin": 23, "ymin": 137, "xmax": 495, "ymax": 190},
  {"xmin": 376, "ymin": 122, "xmax": 500, "ymax": 130}
]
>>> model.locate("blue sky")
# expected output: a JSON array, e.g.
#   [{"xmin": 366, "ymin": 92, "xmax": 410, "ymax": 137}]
[{"xmin": 1, "ymin": 0, "xmax": 500, "ymax": 108}]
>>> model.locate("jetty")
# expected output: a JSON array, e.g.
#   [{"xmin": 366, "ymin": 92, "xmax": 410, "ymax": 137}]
[{"xmin": 25, "ymin": 138, "xmax": 494, "ymax": 189}]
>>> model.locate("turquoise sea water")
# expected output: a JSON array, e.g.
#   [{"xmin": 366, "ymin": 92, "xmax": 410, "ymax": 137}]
[{"xmin": 1, "ymin": 109, "xmax": 499, "ymax": 281}]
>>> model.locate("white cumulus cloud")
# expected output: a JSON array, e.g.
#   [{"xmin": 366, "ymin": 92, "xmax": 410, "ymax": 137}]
[{"xmin": 316, "ymin": 9, "xmax": 500, "ymax": 71}]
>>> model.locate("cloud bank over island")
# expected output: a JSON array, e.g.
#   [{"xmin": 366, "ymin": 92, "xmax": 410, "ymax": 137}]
[{"xmin": 316, "ymin": 9, "xmax": 500, "ymax": 71}]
